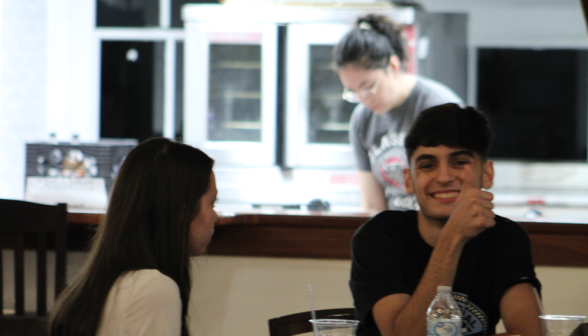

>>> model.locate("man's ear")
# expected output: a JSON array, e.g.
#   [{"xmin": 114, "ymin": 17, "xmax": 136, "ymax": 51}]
[
  {"xmin": 404, "ymin": 168, "xmax": 414, "ymax": 194},
  {"xmin": 482, "ymin": 160, "xmax": 494, "ymax": 190}
]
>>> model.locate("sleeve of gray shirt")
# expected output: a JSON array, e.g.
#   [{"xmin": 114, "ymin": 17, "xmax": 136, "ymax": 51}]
[
  {"xmin": 417, "ymin": 76, "xmax": 464, "ymax": 110},
  {"xmin": 349, "ymin": 104, "xmax": 372, "ymax": 172}
]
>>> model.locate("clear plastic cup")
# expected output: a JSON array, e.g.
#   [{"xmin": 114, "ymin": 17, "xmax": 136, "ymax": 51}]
[
  {"xmin": 310, "ymin": 319, "xmax": 360, "ymax": 336},
  {"xmin": 539, "ymin": 315, "xmax": 586, "ymax": 336}
]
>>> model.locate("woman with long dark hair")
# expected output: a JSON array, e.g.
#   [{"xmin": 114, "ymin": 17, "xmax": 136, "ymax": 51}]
[
  {"xmin": 335, "ymin": 14, "xmax": 463, "ymax": 213},
  {"xmin": 50, "ymin": 137, "xmax": 217, "ymax": 336}
]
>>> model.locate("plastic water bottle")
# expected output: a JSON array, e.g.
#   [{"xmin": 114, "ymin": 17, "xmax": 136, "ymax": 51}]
[{"xmin": 426, "ymin": 286, "xmax": 462, "ymax": 336}]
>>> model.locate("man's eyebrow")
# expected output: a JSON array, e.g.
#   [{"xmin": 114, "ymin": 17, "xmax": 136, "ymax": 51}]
[
  {"xmin": 414, "ymin": 154, "xmax": 437, "ymax": 163},
  {"xmin": 414, "ymin": 150, "xmax": 474, "ymax": 163},
  {"xmin": 449, "ymin": 150, "xmax": 474, "ymax": 158}
]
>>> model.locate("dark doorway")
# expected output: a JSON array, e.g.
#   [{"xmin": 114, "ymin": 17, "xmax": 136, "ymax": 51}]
[{"xmin": 99, "ymin": 41, "xmax": 164, "ymax": 142}]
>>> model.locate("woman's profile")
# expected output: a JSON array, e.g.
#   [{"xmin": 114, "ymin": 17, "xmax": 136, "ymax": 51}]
[
  {"xmin": 335, "ymin": 14, "xmax": 463, "ymax": 213},
  {"xmin": 49, "ymin": 137, "xmax": 217, "ymax": 336}
]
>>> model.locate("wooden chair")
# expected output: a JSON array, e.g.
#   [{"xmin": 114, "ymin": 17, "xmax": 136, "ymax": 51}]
[
  {"xmin": 268, "ymin": 308, "xmax": 356, "ymax": 336},
  {"xmin": 0, "ymin": 199, "xmax": 68, "ymax": 336},
  {"xmin": 572, "ymin": 323, "xmax": 588, "ymax": 336}
]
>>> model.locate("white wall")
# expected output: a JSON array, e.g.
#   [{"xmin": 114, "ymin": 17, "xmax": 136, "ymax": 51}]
[
  {"xmin": 189, "ymin": 256, "xmax": 354, "ymax": 335},
  {"xmin": 0, "ymin": 0, "xmax": 48, "ymax": 199},
  {"xmin": 46, "ymin": 0, "xmax": 98, "ymax": 143},
  {"xmin": 419, "ymin": 0, "xmax": 587, "ymax": 47}
]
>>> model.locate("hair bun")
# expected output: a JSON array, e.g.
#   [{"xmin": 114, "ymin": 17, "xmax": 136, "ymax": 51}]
[
  {"xmin": 358, "ymin": 21, "xmax": 372, "ymax": 30},
  {"xmin": 336, "ymin": 13, "xmax": 408, "ymax": 69},
  {"xmin": 355, "ymin": 14, "xmax": 406, "ymax": 63}
]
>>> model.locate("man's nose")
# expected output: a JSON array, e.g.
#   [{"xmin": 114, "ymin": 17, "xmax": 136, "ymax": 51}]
[{"xmin": 435, "ymin": 164, "xmax": 453, "ymax": 183}]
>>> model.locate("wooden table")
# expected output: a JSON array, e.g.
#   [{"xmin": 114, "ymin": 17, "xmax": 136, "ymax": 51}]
[{"xmin": 67, "ymin": 210, "xmax": 588, "ymax": 267}]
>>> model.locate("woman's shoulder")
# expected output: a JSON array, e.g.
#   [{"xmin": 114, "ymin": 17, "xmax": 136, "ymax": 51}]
[
  {"xmin": 118, "ymin": 269, "xmax": 179, "ymax": 297},
  {"xmin": 98, "ymin": 270, "xmax": 182, "ymax": 335},
  {"xmin": 350, "ymin": 103, "xmax": 373, "ymax": 122},
  {"xmin": 102, "ymin": 270, "xmax": 182, "ymax": 332},
  {"xmin": 107, "ymin": 269, "xmax": 181, "ymax": 310},
  {"xmin": 413, "ymin": 76, "xmax": 463, "ymax": 105},
  {"xmin": 349, "ymin": 103, "xmax": 377, "ymax": 134}
]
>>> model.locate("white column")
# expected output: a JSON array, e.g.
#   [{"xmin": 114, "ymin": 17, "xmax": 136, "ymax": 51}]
[
  {"xmin": 160, "ymin": 0, "xmax": 171, "ymax": 28},
  {"xmin": 163, "ymin": 38, "xmax": 177, "ymax": 138},
  {"xmin": 46, "ymin": 0, "xmax": 98, "ymax": 142}
]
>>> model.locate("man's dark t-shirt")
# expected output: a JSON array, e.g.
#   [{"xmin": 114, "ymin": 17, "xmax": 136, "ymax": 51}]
[{"xmin": 350, "ymin": 210, "xmax": 541, "ymax": 336}]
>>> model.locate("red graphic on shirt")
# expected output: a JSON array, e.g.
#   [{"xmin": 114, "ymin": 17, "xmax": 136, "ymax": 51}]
[{"xmin": 380, "ymin": 157, "xmax": 406, "ymax": 189}]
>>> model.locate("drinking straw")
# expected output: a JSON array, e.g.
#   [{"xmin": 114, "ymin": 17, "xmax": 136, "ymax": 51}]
[
  {"xmin": 307, "ymin": 284, "xmax": 318, "ymax": 336},
  {"xmin": 308, "ymin": 284, "xmax": 317, "ymax": 321}
]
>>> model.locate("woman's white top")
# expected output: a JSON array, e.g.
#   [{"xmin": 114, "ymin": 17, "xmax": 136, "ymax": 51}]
[{"xmin": 97, "ymin": 269, "xmax": 182, "ymax": 336}]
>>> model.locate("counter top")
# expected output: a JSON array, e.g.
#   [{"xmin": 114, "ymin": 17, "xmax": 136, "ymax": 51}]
[{"xmin": 67, "ymin": 209, "xmax": 588, "ymax": 267}]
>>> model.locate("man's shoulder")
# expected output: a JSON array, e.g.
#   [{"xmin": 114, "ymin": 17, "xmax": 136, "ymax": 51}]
[
  {"xmin": 482, "ymin": 214, "xmax": 530, "ymax": 243},
  {"xmin": 354, "ymin": 210, "xmax": 417, "ymax": 238},
  {"xmin": 493, "ymin": 214, "xmax": 527, "ymax": 232}
]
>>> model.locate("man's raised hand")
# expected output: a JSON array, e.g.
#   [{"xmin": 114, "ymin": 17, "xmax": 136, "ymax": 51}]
[{"xmin": 444, "ymin": 164, "xmax": 495, "ymax": 242}]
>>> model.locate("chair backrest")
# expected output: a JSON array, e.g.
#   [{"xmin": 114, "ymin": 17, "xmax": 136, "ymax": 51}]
[
  {"xmin": 0, "ymin": 199, "xmax": 68, "ymax": 317},
  {"xmin": 571, "ymin": 322, "xmax": 588, "ymax": 336},
  {"xmin": 268, "ymin": 308, "xmax": 356, "ymax": 336}
]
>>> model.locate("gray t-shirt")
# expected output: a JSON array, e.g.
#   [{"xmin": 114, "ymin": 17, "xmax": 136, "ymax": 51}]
[{"xmin": 349, "ymin": 76, "xmax": 463, "ymax": 210}]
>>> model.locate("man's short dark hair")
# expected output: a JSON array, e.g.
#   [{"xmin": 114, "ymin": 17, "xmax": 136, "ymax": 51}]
[{"xmin": 404, "ymin": 103, "xmax": 493, "ymax": 162}]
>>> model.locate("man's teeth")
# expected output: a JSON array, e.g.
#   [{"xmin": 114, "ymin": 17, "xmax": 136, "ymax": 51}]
[{"xmin": 434, "ymin": 192, "xmax": 458, "ymax": 199}]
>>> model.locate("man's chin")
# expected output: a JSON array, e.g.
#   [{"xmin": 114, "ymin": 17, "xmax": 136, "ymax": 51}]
[{"xmin": 420, "ymin": 209, "xmax": 451, "ymax": 224}]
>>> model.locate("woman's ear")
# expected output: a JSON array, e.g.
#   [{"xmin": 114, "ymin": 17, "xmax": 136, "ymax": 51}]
[{"xmin": 387, "ymin": 55, "xmax": 401, "ymax": 73}]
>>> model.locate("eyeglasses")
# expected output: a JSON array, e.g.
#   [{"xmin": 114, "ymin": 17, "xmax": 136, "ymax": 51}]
[{"xmin": 342, "ymin": 75, "xmax": 382, "ymax": 103}]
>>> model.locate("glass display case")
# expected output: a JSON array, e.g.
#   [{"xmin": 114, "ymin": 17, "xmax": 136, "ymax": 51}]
[
  {"xmin": 208, "ymin": 44, "xmax": 263, "ymax": 142},
  {"xmin": 285, "ymin": 23, "xmax": 358, "ymax": 167},
  {"xmin": 183, "ymin": 21, "xmax": 277, "ymax": 165},
  {"xmin": 308, "ymin": 45, "xmax": 356, "ymax": 145},
  {"xmin": 183, "ymin": 4, "xmax": 416, "ymax": 167}
]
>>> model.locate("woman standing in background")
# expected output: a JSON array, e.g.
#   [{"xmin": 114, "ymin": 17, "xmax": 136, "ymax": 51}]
[
  {"xmin": 335, "ymin": 14, "xmax": 463, "ymax": 212},
  {"xmin": 50, "ymin": 137, "xmax": 218, "ymax": 336}
]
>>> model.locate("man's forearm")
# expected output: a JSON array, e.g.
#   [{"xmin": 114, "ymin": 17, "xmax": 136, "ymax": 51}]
[{"xmin": 380, "ymin": 234, "xmax": 465, "ymax": 336}]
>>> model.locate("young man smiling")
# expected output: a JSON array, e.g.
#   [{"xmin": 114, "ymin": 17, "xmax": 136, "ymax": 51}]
[{"xmin": 350, "ymin": 104, "xmax": 543, "ymax": 336}]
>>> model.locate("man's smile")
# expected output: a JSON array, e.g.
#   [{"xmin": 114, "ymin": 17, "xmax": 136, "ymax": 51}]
[{"xmin": 430, "ymin": 190, "xmax": 459, "ymax": 201}]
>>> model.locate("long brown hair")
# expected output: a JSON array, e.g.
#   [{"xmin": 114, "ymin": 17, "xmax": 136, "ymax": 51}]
[{"xmin": 50, "ymin": 138, "xmax": 214, "ymax": 336}]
